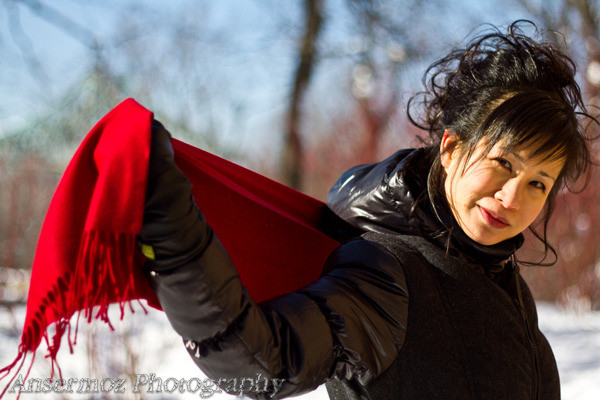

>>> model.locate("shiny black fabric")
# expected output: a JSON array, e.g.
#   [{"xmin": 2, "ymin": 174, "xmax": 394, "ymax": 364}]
[{"xmin": 148, "ymin": 236, "xmax": 409, "ymax": 399}]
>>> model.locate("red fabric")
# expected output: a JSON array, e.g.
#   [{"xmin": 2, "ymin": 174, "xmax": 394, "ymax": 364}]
[{"xmin": 0, "ymin": 98, "xmax": 340, "ymax": 390}]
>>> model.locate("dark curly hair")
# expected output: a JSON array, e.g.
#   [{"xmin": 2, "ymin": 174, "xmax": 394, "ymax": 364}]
[{"xmin": 407, "ymin": 20, "xmax": 596, "ymax": 265}]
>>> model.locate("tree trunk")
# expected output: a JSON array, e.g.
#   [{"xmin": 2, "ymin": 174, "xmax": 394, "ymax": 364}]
[{"xmin": 282, "ymin": 0, "xmax": 324, "ymax": 190}]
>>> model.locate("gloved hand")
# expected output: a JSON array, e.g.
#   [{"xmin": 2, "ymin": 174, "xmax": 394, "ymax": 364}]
[{"xmin": 137, "ymin": 120, "xmax": 212, "ymax": 271}]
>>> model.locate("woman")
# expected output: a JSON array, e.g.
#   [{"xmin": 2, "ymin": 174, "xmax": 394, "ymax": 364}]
[{"xmin": 138, "ymin": 21, "xmax": 594, "ymax": 399}]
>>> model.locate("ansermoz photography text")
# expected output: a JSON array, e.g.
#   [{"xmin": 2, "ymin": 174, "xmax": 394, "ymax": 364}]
[{"xmin": 8, "ymin": 373, "xmax": 286, "ymax": 398}]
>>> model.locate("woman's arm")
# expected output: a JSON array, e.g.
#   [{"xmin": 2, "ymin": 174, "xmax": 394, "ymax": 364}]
[
  {"xmin": 138, "ymin": 121, "xmax": 408, "ymax": 399},
  {"xmin": 147, "ymin": 235, "xmax": 408, "ymax": 399}
]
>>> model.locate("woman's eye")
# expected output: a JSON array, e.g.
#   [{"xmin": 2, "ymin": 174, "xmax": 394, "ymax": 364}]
[
  {"xmin": 531, "ymin": 181, "xmax": 546, "ymax": 192},
  {"xmin": 494, "ymin": 157, "xmax": 512, "ymax": 171}
]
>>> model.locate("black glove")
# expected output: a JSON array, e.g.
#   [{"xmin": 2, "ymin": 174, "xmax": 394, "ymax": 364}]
[{"xmin": 137, "ymin": 120, "xmax": 212, "ymax": 271}]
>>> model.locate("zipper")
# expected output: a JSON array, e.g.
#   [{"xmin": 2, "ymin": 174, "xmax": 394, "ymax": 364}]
[{"xmin": 512, "ymin": 261, "xmax": 540, "ymax": 400}]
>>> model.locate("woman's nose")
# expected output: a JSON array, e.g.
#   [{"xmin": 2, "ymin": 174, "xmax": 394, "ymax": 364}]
[{"xmin": 495, "ymin": 179, "xmax": 521, "ymax": 210}]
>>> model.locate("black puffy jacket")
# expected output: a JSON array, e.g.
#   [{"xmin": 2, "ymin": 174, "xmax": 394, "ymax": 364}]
[{"xmin": 148, "ymin": 147, "xmax": 559, "ymax": 399}]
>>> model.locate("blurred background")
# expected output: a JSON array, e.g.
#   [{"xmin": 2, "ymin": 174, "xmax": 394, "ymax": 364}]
[{"xmin": 0, "ymin": 0, "xmax": 599, "ymax": 398}]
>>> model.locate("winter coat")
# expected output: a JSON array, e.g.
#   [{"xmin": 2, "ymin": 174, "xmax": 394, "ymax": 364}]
[{"xmin": 147, "ymin": 147, "xmax": 560, "ymax": 399}]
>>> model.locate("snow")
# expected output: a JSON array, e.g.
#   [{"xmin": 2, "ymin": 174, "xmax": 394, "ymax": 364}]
[
  {"xmin": 0, "ymin": 303, "xmax": 598, "ymax": 399},
  {"xmin": 536, "ymin": 303, "xmax": 600, "ymax": 400}
]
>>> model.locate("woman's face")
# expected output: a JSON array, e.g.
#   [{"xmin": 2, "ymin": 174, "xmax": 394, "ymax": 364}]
[{"xmin": 441, "ymin": 131, "xmax": 564, "ymax": 246}]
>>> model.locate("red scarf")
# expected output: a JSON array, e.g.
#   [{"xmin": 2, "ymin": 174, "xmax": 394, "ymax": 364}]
[{"xmin": 1, "ymin": 98, "xmax": 340, "ymax": 392}]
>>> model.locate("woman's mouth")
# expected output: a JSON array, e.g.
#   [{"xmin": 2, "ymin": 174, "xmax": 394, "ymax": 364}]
[{"xmin": 478, "ymin": 206, "xmax": 509, "ymax": 228}]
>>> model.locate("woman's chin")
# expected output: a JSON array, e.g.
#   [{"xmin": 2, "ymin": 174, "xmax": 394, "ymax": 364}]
[{"xmin": 462, "ymin": 227, "xmax": 505, "ymax": 246}]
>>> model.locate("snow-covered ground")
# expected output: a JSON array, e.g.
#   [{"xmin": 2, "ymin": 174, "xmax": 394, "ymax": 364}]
[
  {"xmin": 536, "ymin": 303, "xmax": 600, "ymax": 400},
  {"xmin": 0, "ymin": 303, "xmax": 598, "ymax": 399}
]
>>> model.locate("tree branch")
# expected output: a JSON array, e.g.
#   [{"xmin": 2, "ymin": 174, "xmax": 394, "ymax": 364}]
[{"xmin": 14, "ymin": 0, "xmax": 100, "ymax": 50}]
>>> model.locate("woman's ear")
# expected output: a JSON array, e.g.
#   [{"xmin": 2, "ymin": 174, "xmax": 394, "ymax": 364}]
[{"xmin": 440, "ymin": 129, "xmax": 457, "ymax": 169}]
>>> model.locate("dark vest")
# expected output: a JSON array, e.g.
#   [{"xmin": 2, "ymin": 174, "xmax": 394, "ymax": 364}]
[{"xmin": 327, "ymin": 233, "xmax": 560, "ymax": 400}]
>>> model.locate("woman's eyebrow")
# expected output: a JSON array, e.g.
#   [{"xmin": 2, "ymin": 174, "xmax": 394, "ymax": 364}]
[
  {"xmin": 511, "ymin": 152, "xmax": 557, "ymax": 181},
  {"xmin": 539, "ymin": 171, "xmax": 557, "ymax": 181}
]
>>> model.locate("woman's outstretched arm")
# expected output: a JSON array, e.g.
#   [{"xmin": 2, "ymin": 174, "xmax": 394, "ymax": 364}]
[
  {"xmin": 139, "ymin": 121, "xmax": 409, "ymax": 399},
  {"xmin": 147, "ymin": 235, "xmax": 408, "ymax": 399}
]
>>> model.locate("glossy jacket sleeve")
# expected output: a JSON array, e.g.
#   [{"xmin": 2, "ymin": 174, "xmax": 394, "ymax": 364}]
[{"xmin": 146, "ymin": 231, "xmax": 409, "ymax": 399}]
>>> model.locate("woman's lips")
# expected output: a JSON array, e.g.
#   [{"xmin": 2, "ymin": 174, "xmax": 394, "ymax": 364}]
[{"xmin": 479, "ymin": 206, "xmax": 509, "ymax": 228}]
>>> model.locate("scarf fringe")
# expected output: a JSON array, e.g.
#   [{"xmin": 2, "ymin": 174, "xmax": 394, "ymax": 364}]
[
  {"xmin": 1, "ymin": 230, "xmax": 145, "ymax": 396},
  {"xmin": 0, "ymin": 346, "xmax": 34, "ymax": 400}
]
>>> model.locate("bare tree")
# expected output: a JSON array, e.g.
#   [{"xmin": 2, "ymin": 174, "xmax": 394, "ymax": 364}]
[{"xmin": 282, "ymin": 0, "xmax": 324, "ymax": 190}]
